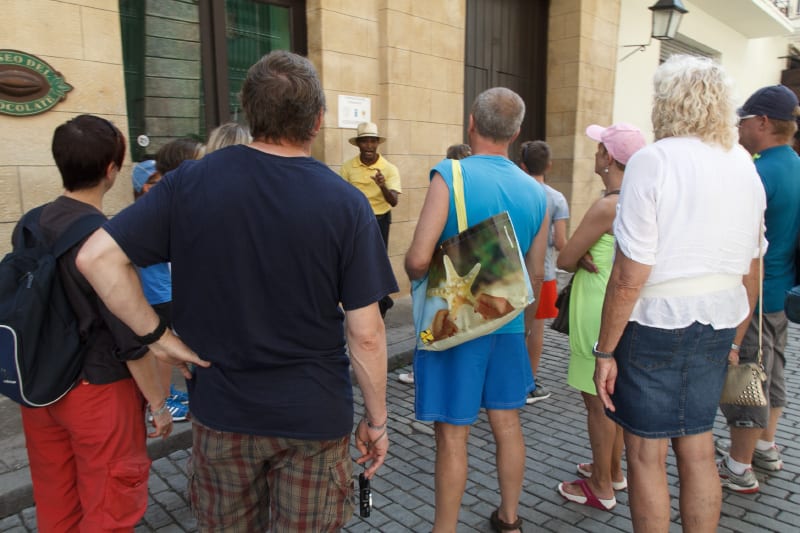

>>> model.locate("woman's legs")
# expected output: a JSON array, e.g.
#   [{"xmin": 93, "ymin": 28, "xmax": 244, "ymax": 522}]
[
  {"xmin": 561, "ymin": 392, "xmax": 621, "ymax": 500},
  {"xmin": 625, "ymin": 432, "xmax": 670, "ymax": 532},
  {"xmin": 673, "ymin": 432, "xmax": 722, "ymax": 533}
]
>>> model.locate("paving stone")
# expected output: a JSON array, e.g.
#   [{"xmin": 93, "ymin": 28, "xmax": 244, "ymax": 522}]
[{"xmin": 0, "ymin": 514, "xmax": 23, "ymax": 532}]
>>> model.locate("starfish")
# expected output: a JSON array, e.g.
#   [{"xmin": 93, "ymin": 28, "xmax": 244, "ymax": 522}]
[{"xmin": 427, "ymin": 254, "xmax": 481, "ymax": 318}]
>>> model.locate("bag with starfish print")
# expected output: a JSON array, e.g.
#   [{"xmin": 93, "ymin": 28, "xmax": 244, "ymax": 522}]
[{"xmin": 411, "ymin": 159, "xmax": 534, "ymax": 351}]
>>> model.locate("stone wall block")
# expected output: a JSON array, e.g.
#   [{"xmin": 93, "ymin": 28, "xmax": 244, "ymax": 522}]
[
  {"xmin": 382, "ymin": 47, "xmax": 411, "ymax": 85},
  {"xmin": 19, "ymin": 166, "xmax": 63, "ymax": 213},
  {"xmin": 385, "ymin": 10, "xmax": 414, "ymax": 51},
  {"xmin": 429, "ymin": 23, "xmax": 464, "ymax": 61},
  {"xmin": 0, "ymin": 168, "xmax": 22, "ymax": 223},
  {"xmin": 2, "ymin": 0, "xmax": 83, "ymax": 59},
  {"xmin": 82, "ymin": 7, "xmax": 124, "ymax": 63}
]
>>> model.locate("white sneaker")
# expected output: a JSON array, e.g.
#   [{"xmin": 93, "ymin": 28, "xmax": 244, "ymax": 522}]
[{"xmin": 398, "ymin": 372, "xmax": 414, "ymax": 384}]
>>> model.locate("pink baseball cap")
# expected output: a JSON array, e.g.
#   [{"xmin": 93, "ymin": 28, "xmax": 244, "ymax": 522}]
[{"xmin": 585, "ymin": 123, "xmax": 646, "ymax": 165}]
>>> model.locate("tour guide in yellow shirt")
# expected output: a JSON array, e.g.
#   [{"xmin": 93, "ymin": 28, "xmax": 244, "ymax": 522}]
[{"xmin": 341, "ymin": 121, "xmax": 401, "ymax": 315}]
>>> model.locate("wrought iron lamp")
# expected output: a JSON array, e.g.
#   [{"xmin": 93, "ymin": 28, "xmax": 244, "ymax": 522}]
[{"xmin": 620, "ymin": 0, "xmax": 689, "ymax": 61}]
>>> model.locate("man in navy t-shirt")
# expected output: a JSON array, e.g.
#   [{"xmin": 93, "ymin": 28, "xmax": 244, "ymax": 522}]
[{"xmin": 77, "ymin": 51, "xmax": 397, "ymax": 531}]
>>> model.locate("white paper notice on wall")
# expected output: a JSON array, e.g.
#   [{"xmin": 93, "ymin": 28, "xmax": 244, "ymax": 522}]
[{"xmin": 338, "ymin": 95, "xmax": 371, "ymax": 129}]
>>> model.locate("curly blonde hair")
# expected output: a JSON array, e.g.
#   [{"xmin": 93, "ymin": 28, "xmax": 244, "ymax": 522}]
[{"xmin": 651, "ymin": 55, "xmax": 736, "ymax": 150}]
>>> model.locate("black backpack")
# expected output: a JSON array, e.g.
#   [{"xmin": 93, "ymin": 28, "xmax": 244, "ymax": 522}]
[{"xmin": 0, "ymin": 204, "xmax": 105, "ymax": 407}]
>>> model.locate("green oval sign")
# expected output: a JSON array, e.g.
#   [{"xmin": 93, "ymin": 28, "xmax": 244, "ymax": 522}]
[{"xmin": 0, "ymin": 50, "xmax": 73, "ymax": 116}]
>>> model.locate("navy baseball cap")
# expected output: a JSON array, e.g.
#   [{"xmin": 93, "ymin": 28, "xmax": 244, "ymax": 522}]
[{"xmin": 738, "ymin": 85, "xmax": 799, "ymax": 121}]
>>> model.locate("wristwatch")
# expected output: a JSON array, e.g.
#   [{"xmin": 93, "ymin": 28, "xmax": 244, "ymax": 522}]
[{"xmin": 592, "ymin": 341, "xmax": 614, "ymax": 359}]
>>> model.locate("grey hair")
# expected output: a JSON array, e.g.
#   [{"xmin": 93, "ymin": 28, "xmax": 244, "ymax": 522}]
[{"xmin": 471, "ymin": 87, "xmax": 525, "ymax": 142}]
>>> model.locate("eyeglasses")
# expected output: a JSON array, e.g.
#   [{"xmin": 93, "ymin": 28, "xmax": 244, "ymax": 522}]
[{"xmin": 736, "ymin": 114, "xmax": 758, "ymax": 127}]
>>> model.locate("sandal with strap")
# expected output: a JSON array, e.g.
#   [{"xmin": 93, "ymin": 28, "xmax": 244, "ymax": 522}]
[{"xmin": 490, "ymin": 509, "xmax": 523, "ymax": 532}]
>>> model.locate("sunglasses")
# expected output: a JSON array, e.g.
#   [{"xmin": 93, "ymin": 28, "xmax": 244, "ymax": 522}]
[{"xmin": 736, "ymin": 114, "xmax": 758, "ymax": 127}]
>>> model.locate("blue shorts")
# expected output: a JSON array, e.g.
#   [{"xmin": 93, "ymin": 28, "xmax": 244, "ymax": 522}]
[
  {"xmin": 413, "ymin": 333, "xmax": 534, "ymax": 425},
  {"xmin": 607, "ymin": 321, "xmax": 734, "ymax": 439}
]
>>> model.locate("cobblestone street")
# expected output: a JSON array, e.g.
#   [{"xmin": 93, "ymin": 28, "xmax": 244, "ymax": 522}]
[{"xmin": 1, "ymin": 302, "xmax": 799, "ymax": 532}]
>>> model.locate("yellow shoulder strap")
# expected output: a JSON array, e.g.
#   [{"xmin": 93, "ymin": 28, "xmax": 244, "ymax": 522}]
[{"xmin": 451, "ymin": 159, "xmax": 468, "ymax": 231}]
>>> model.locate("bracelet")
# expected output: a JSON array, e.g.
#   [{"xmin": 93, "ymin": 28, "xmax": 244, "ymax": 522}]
[
  {"xmin": 592, "ymin": 341, "xmax": 614, "ymax": 359},
  {"xmin": 135, "ymin": 315, "xmax": 168, "ymax": 345},
  {"xmin": 150, "ymin": 400, "xmax": 170, "ymax": 417},
  {"xmin": 730, "ymin": 343, "xmax": 741, "ymax": 352},
  {"xmin": 369, "ymin": 429, "xmax": 387, "ymax": 445},
  {"xmin": 364, "ymin": 417, "xmax": 386, "ymax": 431}
]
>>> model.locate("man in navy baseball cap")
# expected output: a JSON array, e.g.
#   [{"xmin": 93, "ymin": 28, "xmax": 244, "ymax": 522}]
[
  {"xmin": 737, "ymin": 84, "xmax": 799, "ymax": 122},
  {"xmin": 718, "ymin": 83, "xmax": 800, "ymax": 494}
]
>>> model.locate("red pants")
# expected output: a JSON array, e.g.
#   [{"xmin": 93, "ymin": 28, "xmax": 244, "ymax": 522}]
[{"xmin": 20, "ymin": 378, "xmax": 151, "ymax": 533}]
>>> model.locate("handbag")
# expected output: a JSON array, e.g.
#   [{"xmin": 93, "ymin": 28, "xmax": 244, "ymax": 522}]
[
  {"xmin": 411, "ymin": 159, "xmax": 533, "ymax": 351},
  {"xmin": 549, "ymin": 276, "xmax": 572, "ymax": 335},
  {"xmin": 720, "ymin": 247, "xmax": 767, "ymax": 407}
]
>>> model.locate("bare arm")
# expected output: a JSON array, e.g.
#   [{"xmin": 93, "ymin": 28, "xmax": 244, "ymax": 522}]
[
  {"xmin": 557, "ymin": 196, "xmax": 616, "ymax": 273},
  {"xmin": 552, "ymin": 218, "xmax": 567, "ymax": 251},
  {"xmin": 729, "ymin": 257, "xmax": 760, "ymax": 365},
  {"xmin": 405, "ymin": 173, "xmax": 449, "ymax": 280},
  {"xmin": 524, "ymin": 207, "xmax": 549, "ymax": 332},
  {"xmin": 76, "ymin": 229, "xmax": 210, "ymax": 376},
  {"xmin": 593, "ymin": 249, "xmax": 652, "ymax": 411},
  {"xmin": 126, "ymin": 354, "xmax": 173, "ymax": 438},
  {"xmin": 372, "ymin": 170, "xmax": 399, "ymax": 207},
  {"xmin": 346, "ymin": 303, "xmax": 389, "ymax": 479}
]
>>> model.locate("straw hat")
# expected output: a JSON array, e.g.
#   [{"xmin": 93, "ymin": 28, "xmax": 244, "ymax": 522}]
[{"xmin": 348, "ymin": 122, "xmax": 386, "ymax": 146}]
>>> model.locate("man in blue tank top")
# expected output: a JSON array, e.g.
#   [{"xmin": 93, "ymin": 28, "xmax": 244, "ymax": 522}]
[{"xmin": 406, "ymin": 87, "xmax": 548, "ymax": 533}]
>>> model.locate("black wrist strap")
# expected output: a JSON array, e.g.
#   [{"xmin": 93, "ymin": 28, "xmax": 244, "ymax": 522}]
[{"xmin": 135, "ymin": 315, "xmax": 168, "ymax": 345}]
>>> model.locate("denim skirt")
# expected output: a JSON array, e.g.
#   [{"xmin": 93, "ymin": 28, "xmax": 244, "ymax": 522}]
[{"xmin": 607, "ymin": 321, "xmax": 734, "ymax": 439}]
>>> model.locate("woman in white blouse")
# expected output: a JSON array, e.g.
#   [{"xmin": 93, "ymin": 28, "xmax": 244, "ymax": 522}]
[{"xmin": 592, "ymin": 55, "xmax": 766, "ymax": 531}]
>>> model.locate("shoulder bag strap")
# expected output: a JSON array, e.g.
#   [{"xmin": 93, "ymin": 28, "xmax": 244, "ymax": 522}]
[
  {"xmin": 758, "ymin": 224, "xmax": 764, "ymax": 369},
  {"xmin": 52, "ymin": 213, "xmax": 107, "ymax": 258},
  {"xmin": 451, "ymin": 159, "xmax": 468, "ymax": 232}
]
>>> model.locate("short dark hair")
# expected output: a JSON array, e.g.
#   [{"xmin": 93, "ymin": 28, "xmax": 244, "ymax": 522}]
[
  {"xmin": 51, "ymin": 114, "xmax": 125, "ymax": 191},
  {"xmin": 519, "ymin": 140, "xmax": 550, "ymax": 176},
  {"xmin": 446, "ymin": 143, "xmax": 471, "ymax": 160},
  {"xmin": 241, "ymin": 50, "xmax": 326, "ymax": 144},
  {"xmin": 155, "ymin": 138, "xmax": 204, "ymax": 175}
]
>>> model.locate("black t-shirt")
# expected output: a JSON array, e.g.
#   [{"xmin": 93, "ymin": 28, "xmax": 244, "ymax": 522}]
[
  {"xmin": 13, "ymin": 196, "xmax": 148, "ymax": 384},
  {"xmin": 105, "ymin": 145, "xmax": 398, "ymax": 439}
]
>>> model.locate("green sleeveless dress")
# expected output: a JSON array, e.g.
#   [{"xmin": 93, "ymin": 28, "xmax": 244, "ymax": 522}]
[{"xmin": 567, "ymin": 233, "xmax": 615, "ymax": 395}]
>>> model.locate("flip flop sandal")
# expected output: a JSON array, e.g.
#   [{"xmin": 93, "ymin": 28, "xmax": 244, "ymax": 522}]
[
  {"xmin": 557, "ymin": 478, "xmax": 616, "ymax": 511},
  {"xmin": 576, "ymin": 463, "xmax": 628, "ymax": 491},
  {"xmin": 490, "ymin": 509, "xmax": 523, "ymax": 532}
]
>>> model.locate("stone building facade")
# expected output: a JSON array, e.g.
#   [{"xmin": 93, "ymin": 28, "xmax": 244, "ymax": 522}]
[{"xmin": 1, "ymin": 0, "xmax": 793, "ymax": 294}]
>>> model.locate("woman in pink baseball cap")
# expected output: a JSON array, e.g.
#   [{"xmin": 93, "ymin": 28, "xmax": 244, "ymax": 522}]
[{"xmin": 556, "ymin": 122, "xmax": 646, "ymax": 511}]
